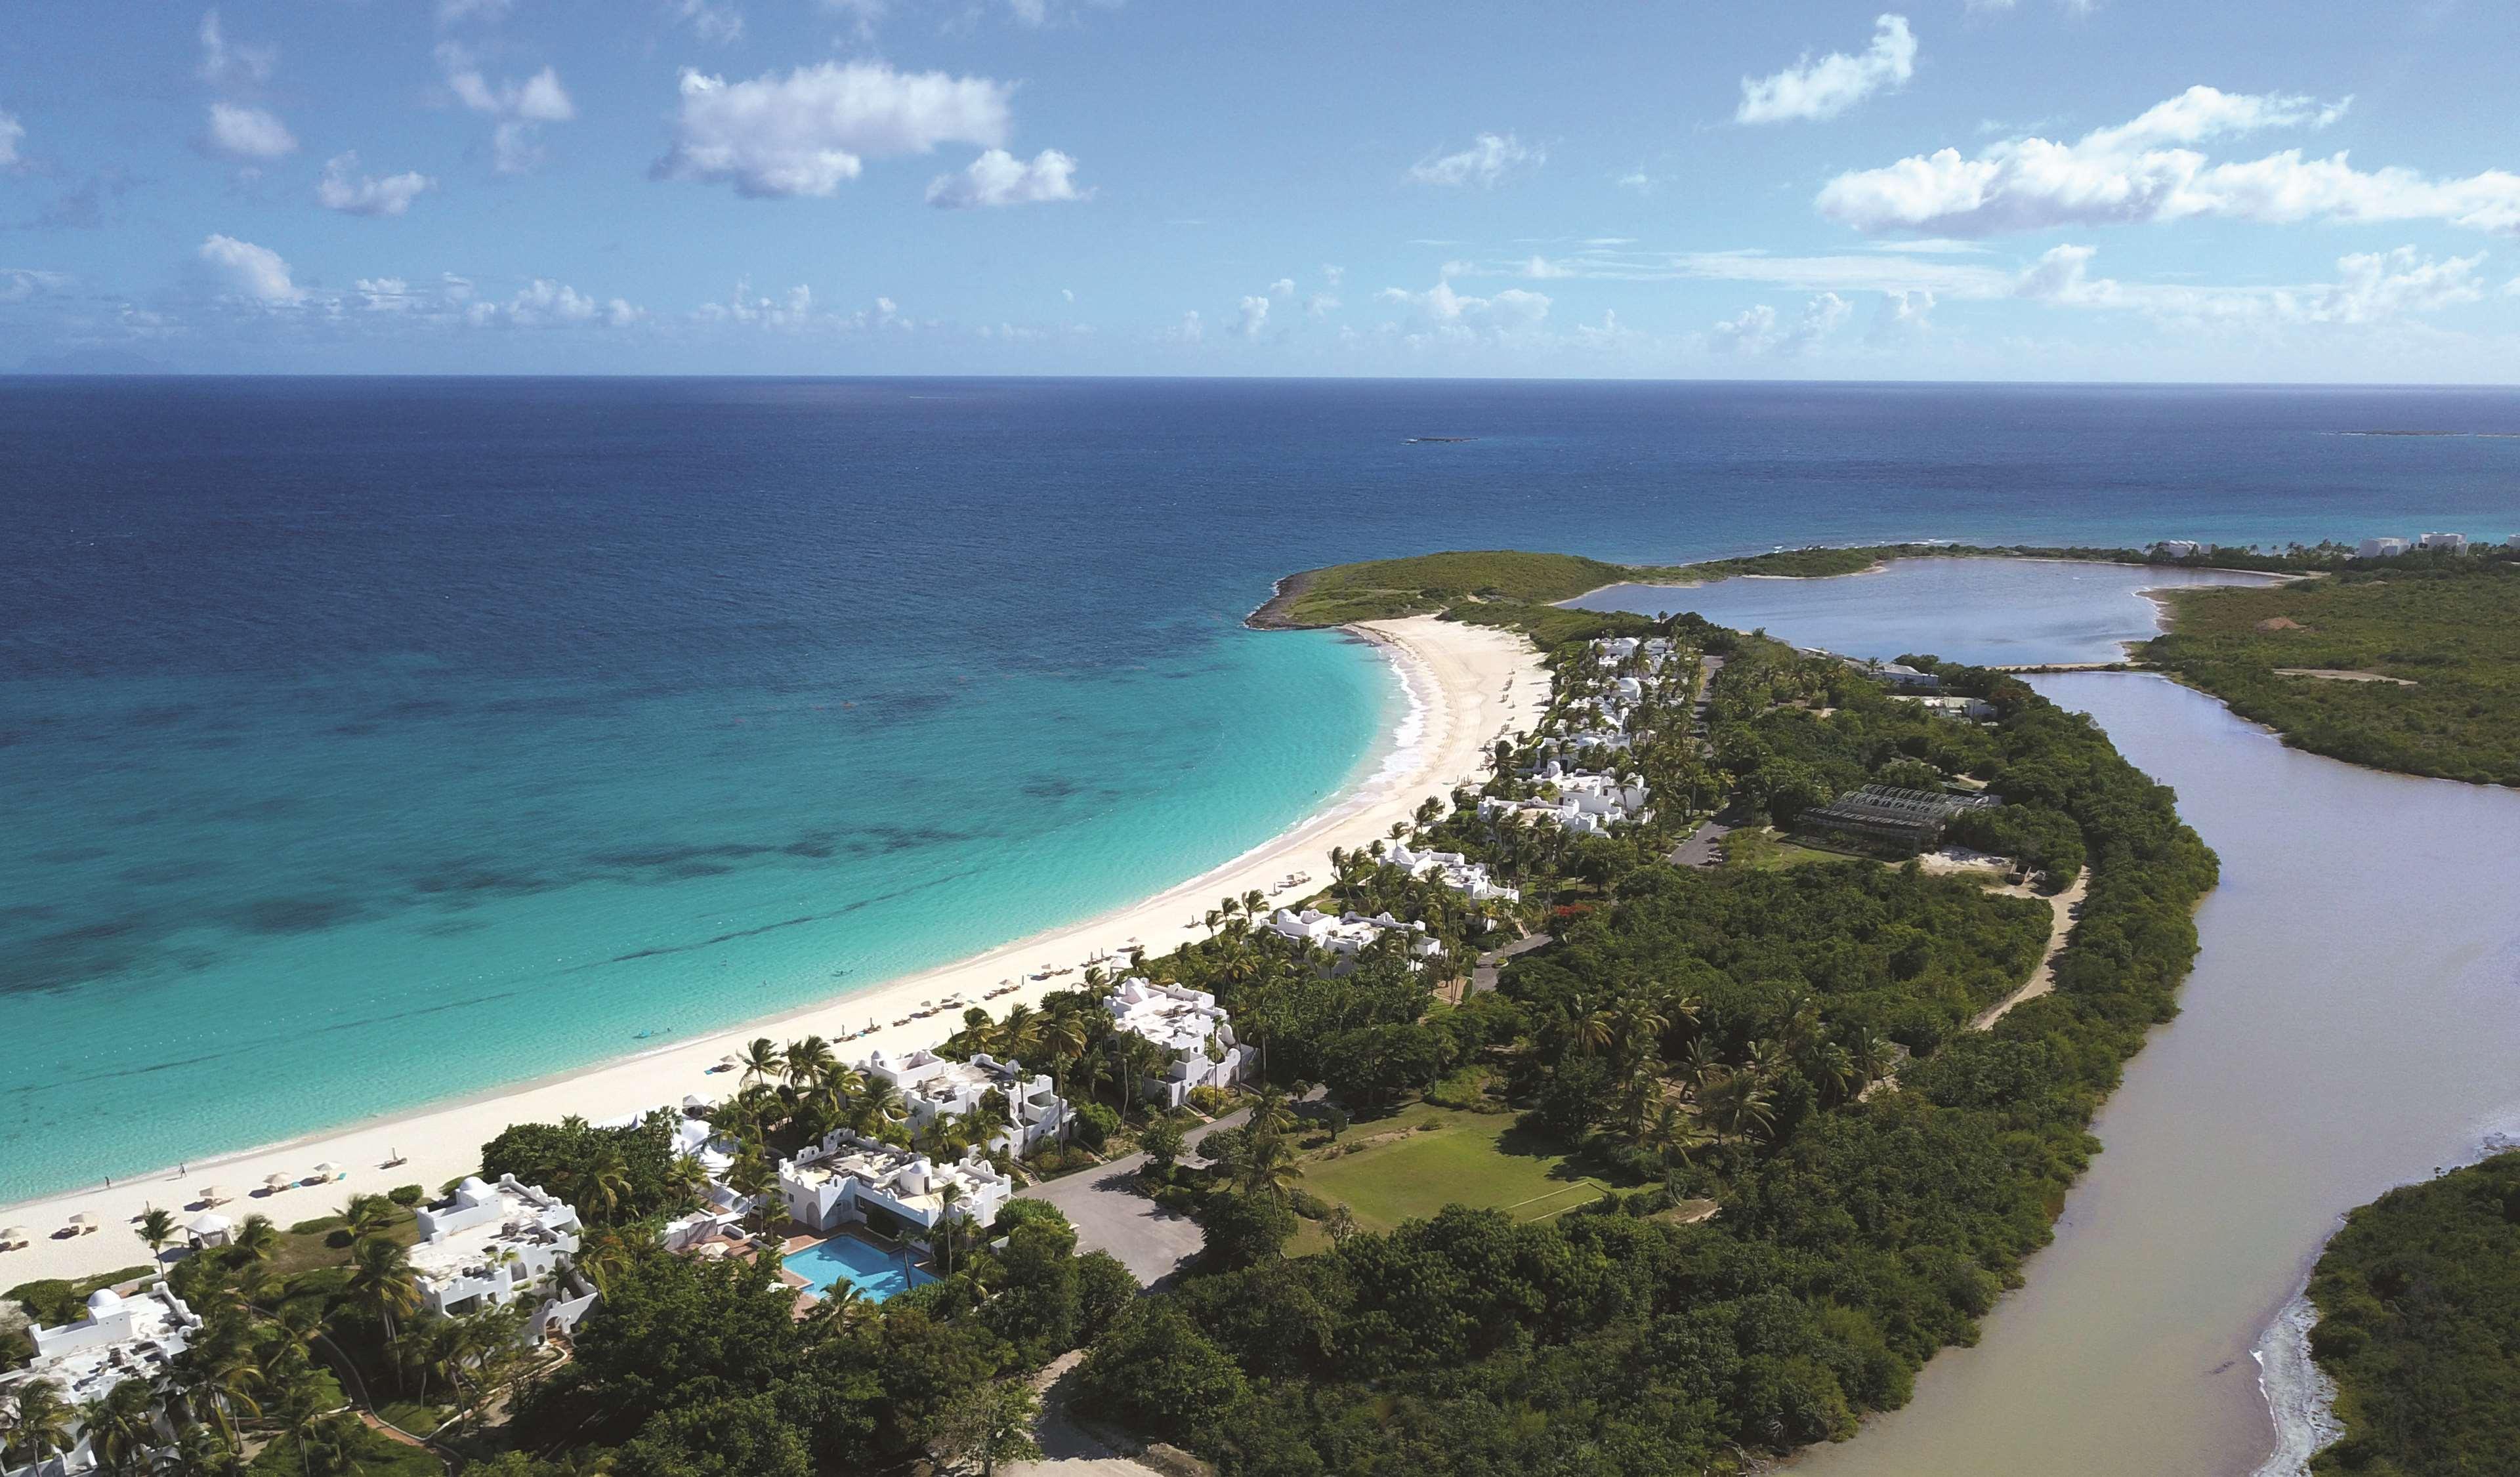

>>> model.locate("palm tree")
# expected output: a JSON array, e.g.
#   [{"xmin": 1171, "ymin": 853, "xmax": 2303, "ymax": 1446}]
[
  {"xmin": 573, "ymin": 1226, "xmax": 638, "ymax": 1295},
  {"xmin": 1700, "ymin": 1070, "xmax": 1776, "ymax": 1150},
  {"xmin": 784, "ymin": 1035, "xmax": 836, "ymax": 1088},
  {"xmin": 3, "ymin": 1378, "xmax": 75, "ymax": 1468},
  {"xmin": 728, "ymin": 1148, "xmax": 776, "ymax": 1232},
  {"xmin": 1847, "ymin": 1030, "xmax": 1897, "ymax": 1089},
  {"xmin": 232, "ymin": 1213, "xmax": 280, "ymax": 1264},
  {"xmin": 1639, "ymin": 1101, "xmax": 1713, "ymax": 1167},
  {"xmin": 139, "ymin": 1206, "xmax": 178, "ymax": 1263},
  {"xmin": 998, "ymin": 1003, "xmax": 1041, "ymax": 1062},
  {"xmin": 1225, "ymin": 1125, "xmax": 1301, "ymax": 1201},
  {"xmin": 340, "ymin": 1193, "xmax": 398, "ymax": 1244},
  {"xmin": 739, "ymin": 1036, "xmax": 785, "ymax": 1089},
  {"xmin": 799, "ymin": 1280, "xmax": 866, "ymax": 1344},
  {"xmin": 579, "ymin": 1150, "xmax": 634, "ymax": 1222},
  {"xmin": 80, "ymin": 1376, "xmax": 160, "ymax": 1476},
  {"xmin": 181, "ymin": 1339, "xmax": 264, "ymax": 1452},
  {"xmin": 346, "ymin": 1234, "xmax": 421, "ymax": 1354},
  {"xmin": 934, "ymin": 1181, "xmax": 966, "ymax": 1278}
]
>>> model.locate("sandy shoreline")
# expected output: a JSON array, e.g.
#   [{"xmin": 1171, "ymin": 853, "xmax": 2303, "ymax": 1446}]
[{"xmin": 0, "ymin": 616, "xmax": 1547, "ymax": 1286}]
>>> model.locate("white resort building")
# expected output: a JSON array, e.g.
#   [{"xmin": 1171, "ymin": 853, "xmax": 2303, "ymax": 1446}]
[
  {"xmin": 1264, "ymin": 907, "xmax": 1446, "ymax": 974},
  {"xmin": 0, "ymin": 1283, "xmax": 202, "ymax": 1476},
  {"xmin": 860, "ymin": 1047, "xmax": 1072, "ymax": 1156},
  {"xmin": 1388, "ymin": 842, "xmax": 1521, "ymax": 904},
  {"xmin": 776, "ymin": 1133, "xmax": 1011, "ymax": 1245},
  {"xmin": 410, "ymin": 1175, "xmax": 595, "ymax": 1343},
  {"xmin": 1102, "ymin": 977, "xmax": 1250, "ymax": 1108}
]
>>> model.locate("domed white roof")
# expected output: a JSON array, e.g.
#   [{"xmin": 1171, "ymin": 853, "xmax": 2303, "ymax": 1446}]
[
  {"xmin": 85, "ymin": 1287, "xmax": 125, "ymax": 1316},
  {"xmin": 188, "ymin": 1213, "xmax": 232, "ymax": 1235},
  {"xmin": 458, "ymin": 1175, "xmax": 492, "ymax": 1197}
]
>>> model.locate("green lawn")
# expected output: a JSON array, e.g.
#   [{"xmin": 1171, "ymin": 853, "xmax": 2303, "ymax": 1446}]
[
  {"xmin": 1301, "ymin": 1108, "xmax": 1606, "ymax": 1233},
  {"xmin": 1721, "ymin": 829, "xmax": 1850, "ymax": 871}
]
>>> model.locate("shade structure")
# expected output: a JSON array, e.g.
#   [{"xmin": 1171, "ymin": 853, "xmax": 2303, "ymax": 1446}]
[
  {"xmin": 188, "ymin": 1213, "xmax": 232, "ymax": 1236},
  {"xmin": 0, "ymin": 1226, "xmax": 30, "ymax": 1247},
  {"xmin": 718, "ymin": 1054, "xmax": 740, "ymax": 1067},
  {"xmin": 263, "ymin": 1173, "xmax": 292, "ymax": 1190},
  {"xmin": 68, "ymin": 1213, "xmax": 98, "ymax": 1234},
  {"xmin": 199, "ymin": 1186, "xmax": 232, "ymax": 1205},
  {"xmin": 312, "ymin": 1162, "xmax": 341, "ymax": 1177}
]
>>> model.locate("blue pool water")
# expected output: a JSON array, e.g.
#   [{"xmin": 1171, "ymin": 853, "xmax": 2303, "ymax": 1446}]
[
  {"xmin": 4, "ymin": 377, "xmax": 2517, "ymax": 1202},
  {"xmin": 784, "ymin": 1234, "xmax": 936, "ymax": 1302}
]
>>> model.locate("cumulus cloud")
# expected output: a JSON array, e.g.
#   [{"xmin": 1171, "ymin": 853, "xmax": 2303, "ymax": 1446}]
[
  {"xmin": 198, "ymin": 233, "xmax": 304, "ymax": 305},
  {"xmin": 1737, "ymin": 14, "xmax": 1916, "ymax": 125},
  {"xmin": 318, "ymin": 154, "xmax": 436, "ymax": 217},
  {"xmin": 925, "ymin": 148, "xmax": 1085, "ymax": 208},
  {"xmin": 1712, "ymin": 293, "xmax": 1851, "ymax": 354},
  {"xmin": 1814, "ymin": 85, "xmax": 2520, "ymax": 237},
  {"xmin": 1868, "ymin": 289, "xmax": 1936, "ymax": 342},
  {"xmin": 1377, "ymin": 278, "xmax": 1552, "ymax": 335},
  {"xmin": 197, "ymin": 10, "xmax": 274, "ymax": 89},
  {"xmin": 657, "ymin": 61, "xmax": 1013, "ymax": 198},
  {"xmin": 206, "ymin": 102, "xmax": 297, "ymax": 159},
  {"xmin": 0, "ymin": 111, "xmax": 22, "ymax": 169},
  {"xmin": 482, "ymin": 278, "xmax": 644, "ymax": 327},
  {"xmin": 1237, "ymin": 295, "xmax": 1270, "ymax": 338},
  {"xmin": 1165, "ymin": 309, "xmax": 1204, "ymax": 343},
  {"xmin": 440, "ymin": 47, "xmax": 574, "ymax": 173},
  {"xmin": 1406, "ymin": 132, "xmax": 1541, "ymax": 189}
]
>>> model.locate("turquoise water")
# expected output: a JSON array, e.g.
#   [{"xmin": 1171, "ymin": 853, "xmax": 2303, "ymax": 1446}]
[
  {"xmin": 784, "ymin": 1234, "xmax": 935, "ymax": 1302},
  {"xmin": 7, "ymin": 377, "xmax": 2517, "ymax": 1207}
]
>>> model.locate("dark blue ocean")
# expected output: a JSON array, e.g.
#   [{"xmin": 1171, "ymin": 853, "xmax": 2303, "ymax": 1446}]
[{"xmin": 6, "ymin": 377, "xmax": 2517, "ymax": 1201}]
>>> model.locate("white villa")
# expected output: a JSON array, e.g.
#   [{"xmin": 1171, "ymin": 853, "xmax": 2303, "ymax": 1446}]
[
  {"xmin": 860, "ymin": 1047, "xmax": 1072, "ymax": 1156},
  {"xmin": 776, "ymin": 1133, "xmax": 1011, "ymax": 1245},
  {"xmin": 2418, "ymin": 531, "xmax": 2468, "ymax": 552},
  {"xmin": 2357, "ymin": 537, "xmax": 2408, "ymax": 558},
  {"xmin": 0, "ymin": 1283, "xmax": 202, "ymax": 1476},
  {"xmin": 1102, "ymin": 977, "xmax": 1250, "ymax": 1108},
  {"xmin": 1898, "ymin": 694, "xmax": 1996, "ymax": 722},
  {"xmin": 409, "ymin": 1175, "xmax": 595, "ymax": 1343},
  {"xmin": 1388, "ymin": 842, "xmax": 1521, "ymax": 904},
  {"xmin": 1263, "ymin": 907, "xmax": 1445, "ymax": 974},
  {"xmin": 1484, "ymin": 762, "xmax": 1652, "ymax": 838}
]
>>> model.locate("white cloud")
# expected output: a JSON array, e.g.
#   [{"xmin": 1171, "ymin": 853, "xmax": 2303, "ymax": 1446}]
[
  {"xmin": 1377, "ymin": 278, "xmax": 1552, "ymax": 335},
  {"xmin": 440, "ymin": 47, "xmax": 574, "ymax": 174},
  {"xmin": 318, "ymin": 154, "xmax": 436, "ymax": 217},
  {"xmin": 1237, "ymin": 295, "xmax": 1270, "ymax": 338},
  {"xmin": 2, "ymin": 267, "xmax": 72, "ymax": 302},
  {"xmin": 658, "ymin": 62, "xmax": 1013, "ymax": 198},
  {"xmin": 1305, "ymin": 292, "xmax": 1340, "ymax": 318},
  {"xmin": 925, "ymin": 148, "xmax": 1085, "ymax": 208},
  {"xmin": 438, "ymin": 0, "xmax": 514, "ymax": 23},
  {"xmin": 1321, "ymin": 264, "xmax": 1344, "ymax": 287},
  {"xmin": 1737, "ymin": 14, "xmax": 1917, "ymax": 125},
  {"xmin": 1712, "ymin": 293, "xmax": 1851, "ymax": 354},
  {"xmin": 1166, "ymin": 309, "xmax": 1204, "ymax": 343},
  {"xmin": 1869, "ymin": 289, "xmax": 1936, "ymax": 342},
  {"xmin": 0, "ymin": 111, "xmax": 22, "ymax": 169},
  {"xmin": 1615, "ymin": 169, "xmax": 1658, "ymax": 193},
  {"xmin": 1519, "ymin": 255, "xmax": 1577, "ymax": 279},
  {"xmin": 354, "ymin": 277, "xmax": 416, "ymax": 312},
  {"xmin": 198, "ymin": 234, "xmax": 304, "ymax": 305},
  {"xmin": 1406, "ymin": 132, "xmax": 1541, "ymax": 189},
  {"xmin": 494, "ymin": 278, "xmax": 642, "ymax": 327},
  {"xmin": 1815, "ymin": 85, "xmax": 2520, "ymax": 237},
  {"xmin": 668, "ymin": 0, "xmax": 745, "ymax": 43},
  {"xmin": 2013, "ymin": 241, "xmax": 2488, "ymax": 325},
  {"xmin": 206, "ymin": 102, "xmax": 297, "ymax": 160},
  {"xmin": 197, "ymin": 10, "xmax": 274, "ymax": 89}
]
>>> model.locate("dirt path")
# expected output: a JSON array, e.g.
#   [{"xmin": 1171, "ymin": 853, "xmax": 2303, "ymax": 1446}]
[{"xmin": 1971, "ymin": 866, "xmax": 2091, "ymax": 1030}]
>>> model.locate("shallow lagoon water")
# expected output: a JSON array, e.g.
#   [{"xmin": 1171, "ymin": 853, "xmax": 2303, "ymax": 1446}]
[
  {"xmin": 1576, "ymin": 571, "xmax": 2520, "ymax": 1476},
  {"xmin": 1565, "ymin": 558, "xmax": 2283, "ymax": 666}
]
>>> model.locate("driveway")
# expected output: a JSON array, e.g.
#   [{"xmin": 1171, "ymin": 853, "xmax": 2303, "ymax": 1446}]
[
  {"xmin": 1668, "ymin": 818, "xmax": 1732, "ymax": 868},
  {"xmin": 1017, "ymin": 1108, "xmax": 1249, "ymax": 1287}
]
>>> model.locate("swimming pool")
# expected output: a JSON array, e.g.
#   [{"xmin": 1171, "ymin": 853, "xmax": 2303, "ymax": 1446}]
[{"xmin": 783, "ymin": 1234, "xmax": 935, "ymax": 1302}]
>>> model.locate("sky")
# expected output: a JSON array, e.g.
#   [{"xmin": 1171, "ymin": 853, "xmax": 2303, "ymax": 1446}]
[{"xmin": 4, "ymin": 1, "xmax": 2519, "ymax": 378}]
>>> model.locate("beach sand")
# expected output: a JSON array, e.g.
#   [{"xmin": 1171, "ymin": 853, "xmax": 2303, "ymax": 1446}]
[{"xmin": 0, "ymin": 616, "xmax": 1546, "ymax": 1286}]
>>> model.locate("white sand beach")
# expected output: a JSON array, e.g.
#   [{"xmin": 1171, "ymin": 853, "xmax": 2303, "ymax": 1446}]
[{"xmin": 0, "ymin": 616, "xmax": 1546, "ymax": 1288}]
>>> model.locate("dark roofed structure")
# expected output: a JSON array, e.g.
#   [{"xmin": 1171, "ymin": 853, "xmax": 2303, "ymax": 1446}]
[{"xmin": 1796, "ymin": 784, "xmax": 1996, "ymax": 854}]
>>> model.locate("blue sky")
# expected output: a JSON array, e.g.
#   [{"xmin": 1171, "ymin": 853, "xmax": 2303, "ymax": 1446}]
[{"xmin": 5, "ymin": 0, "xmax": 2519, "ymax": 377}]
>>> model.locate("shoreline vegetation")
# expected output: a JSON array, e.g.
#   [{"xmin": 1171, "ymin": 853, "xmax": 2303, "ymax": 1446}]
[
  {"xmin": 2298, "ymin": 1150, "xmax": 2520, "ymax": 1476},
  {"xmin": 1259, "ymin": 544, "xmax": 2520, "ymax": 789}
]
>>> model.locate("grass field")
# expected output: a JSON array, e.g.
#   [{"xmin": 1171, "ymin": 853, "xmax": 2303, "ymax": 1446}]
[
  {"xmin": 1720, "ymin": 828, "xmax": 1850, "ymax": 871},
  {"xmin": 1301, "ymin": 1107, "xmax": 1606, "ymax": 1233}
]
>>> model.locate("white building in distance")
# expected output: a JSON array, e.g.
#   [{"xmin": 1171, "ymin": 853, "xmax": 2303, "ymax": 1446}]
[
  {"xmin": 2357, "ymin": 537, "xmax": 2407, "ymax": 559},
  {"xmin": 0, "ymin": 1283, "xmax": 202, "ymax": 1475},
  {"xmin": 1102, "ymin": 977, "xmax": 1249, "ymax": 1108},
  {"xmin": 1265, "ymin": 907, "xmax": 1446, "ymax": 974},
  {"xmin": 2418, "ymin": 531, "xmax": 2468, "ymax": 552},
  {"xmin": 777, "ymin": 1133, "xmax": 1011, "ymax": 1243},
  {"xmin": 1388, "ymin": 842, "xmax": 1521, "ymax": 904},
  {"xmin": 860, "ymin": 1047, "xmax": 1071, "ymax": 1155},
  {"xmin": 410, "ymin": 1175, "xmax": 594, "ymax": 1342}
]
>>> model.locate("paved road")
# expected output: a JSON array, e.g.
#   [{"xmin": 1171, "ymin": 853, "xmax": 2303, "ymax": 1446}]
[
  {"xmin": 1017, "ymin": 1108, "xmax": 1251, "ymax": 1286},
  {"xmin": 1469, "ymin": 931, "xmax": 1553, "ymax": 993},
  {"xmin": 1005, "ymin": 1352, "xmax": 1167, "ymax": 1477},
  {"xmin": 1668, "ymin": 818, "xmax": 1733, "ymax": 868}
]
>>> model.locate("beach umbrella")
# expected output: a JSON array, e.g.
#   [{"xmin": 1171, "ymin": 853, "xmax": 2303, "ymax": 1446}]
[
  {"xmin": 199, "ymin": 1186, "xmax": 231, "ymax": 1205},
  {"xmin": 263, "ymin": 1173, "xmax": 292, "ymax": 1192},
  {"xmin": 0, "ymin": 1226, "xmax": 28, "ymax": 1249},
  {"xmin": 69, "ymin": 1213, "xmax": 98, "ymax": 1234},
  {"xmin": 312, "ymin": 1161, "xmax": 341, "ymax": 1178}
]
